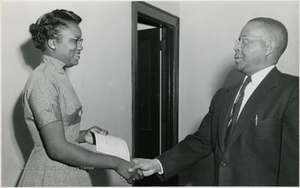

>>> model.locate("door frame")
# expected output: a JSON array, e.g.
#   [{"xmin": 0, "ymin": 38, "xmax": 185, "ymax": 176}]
[{"xmin": 132, "ymin": 1, "xmax": 179, "ymax": 157}]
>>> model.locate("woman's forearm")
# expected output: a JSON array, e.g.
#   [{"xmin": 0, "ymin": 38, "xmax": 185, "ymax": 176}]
[
  {"xmin": 40, "ymin": 121, "xmax": 124, "ymax": 170},
  {"xmin": 51, "ymin": 140, "xmax": 120, "ymax": 170}
]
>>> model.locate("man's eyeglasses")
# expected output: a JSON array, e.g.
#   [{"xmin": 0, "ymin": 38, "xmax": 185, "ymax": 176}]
[
  {"xmin": 67, "ymin": 37, "xmax": 84, "ymax": 45},
  {"xmin": 235, "ymin": 37, "xmax": 263, "ymax": 47}
]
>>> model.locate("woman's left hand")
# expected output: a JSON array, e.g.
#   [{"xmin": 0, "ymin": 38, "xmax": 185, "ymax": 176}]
[{"xmin": 84, "ymin": 126, "xmax": 108, "ymax": 145}]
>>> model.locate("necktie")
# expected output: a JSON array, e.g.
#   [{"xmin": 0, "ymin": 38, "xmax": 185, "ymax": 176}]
[{"xmin": 225, "ymin": 76, "xmax": 251, "ymax": 145}]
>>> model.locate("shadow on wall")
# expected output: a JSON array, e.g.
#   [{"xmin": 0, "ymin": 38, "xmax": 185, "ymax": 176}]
[
  {"xmin": 14, "ymin": 39, "xmax": 110, "ymax": 186},
  {"xmin": 12, "ymin": 39, "xmax": 41, "ymax": 185},
  {"xmin": 179, "ymin": 61, "xmax": 244, "ymax": 186},
  {"xmin": 13, "ymin": 94, "xmax": 34, "ymax": 185}
]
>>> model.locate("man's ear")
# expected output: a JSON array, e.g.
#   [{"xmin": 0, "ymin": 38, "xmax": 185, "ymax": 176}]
[
  {"xmin": 266, "ymin": 40, "xmax": 275, "ymax": 56},
  {"xmin": 47, "ymin": 39, "xmax": 56, "ymax": 50}
]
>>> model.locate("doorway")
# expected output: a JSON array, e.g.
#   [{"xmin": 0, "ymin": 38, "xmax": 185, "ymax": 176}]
[{"xmin": 132, "ymin": 2, "xmax": 179, "ymax": 186}]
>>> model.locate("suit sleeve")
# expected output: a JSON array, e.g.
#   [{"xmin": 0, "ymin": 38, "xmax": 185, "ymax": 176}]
[
  {"xmin": 156, "ymin": 89, "xmax": 222, "ymax": 181},
  {"xmin": 278, "ymin": 80, "xmax": 299, "ymax": 185}
]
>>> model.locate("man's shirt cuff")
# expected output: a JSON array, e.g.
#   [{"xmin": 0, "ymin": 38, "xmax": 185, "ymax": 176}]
[{"xmin": 154, "ymin": 158, "xmax": 164, "ymax": 175}]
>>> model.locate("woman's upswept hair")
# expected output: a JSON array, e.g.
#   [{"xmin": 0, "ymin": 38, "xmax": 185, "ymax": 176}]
[{"xmin": 29, "ymin": 9, "xmax": 82, "ymax": 51}]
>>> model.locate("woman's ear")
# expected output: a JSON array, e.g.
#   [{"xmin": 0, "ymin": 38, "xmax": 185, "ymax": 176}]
[
  {"xmin": 266, "ymin": 40, "xmax": 275, "ymax": 56},
  {"xmin": 47, "ymin": 39, "xmax": 56, "ymax": 50}
]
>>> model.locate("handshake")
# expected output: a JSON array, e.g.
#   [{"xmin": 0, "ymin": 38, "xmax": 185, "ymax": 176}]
[{"xmin": 117, "ymin": 158, "xmax": 162, "ymax": 184}]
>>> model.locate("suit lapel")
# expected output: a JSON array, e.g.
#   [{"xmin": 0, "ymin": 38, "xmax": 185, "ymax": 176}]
[
  {"xmin": 224, "ymin": 68, "xmax": 281, "ymax": 152},
  {"xmin": 218, "ymin": 84, "xmax": 240, "ymax": 154}
]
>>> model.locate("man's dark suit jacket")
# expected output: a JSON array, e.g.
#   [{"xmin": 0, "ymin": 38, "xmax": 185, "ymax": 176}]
[{"xmin": 157, "ymin": 67, "xmax": 299, "ymax": 186}]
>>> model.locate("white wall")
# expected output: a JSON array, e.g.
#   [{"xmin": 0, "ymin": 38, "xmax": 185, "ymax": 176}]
[
  {"xmin": 178, "ymin": 1, "xmax": 299, "ymax": 185},
  {"xmin": 1, "ymin": 0, "xmax": 298, "ymax": 186}
]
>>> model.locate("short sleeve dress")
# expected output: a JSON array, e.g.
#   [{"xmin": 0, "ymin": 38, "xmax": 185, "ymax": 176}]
[{"xmin": 18, "ymin": 55, "xmax": 92, "ymax": 186}]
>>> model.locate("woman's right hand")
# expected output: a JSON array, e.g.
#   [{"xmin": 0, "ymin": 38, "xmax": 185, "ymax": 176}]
[{"xmin": 115, "ymin": 159, "xmax": 143, "ymax": 184}]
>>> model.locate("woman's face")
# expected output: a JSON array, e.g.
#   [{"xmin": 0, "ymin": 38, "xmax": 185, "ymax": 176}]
[{"xmin": 55, "ymin": 22, "xmax": 83, "ymax": 68}]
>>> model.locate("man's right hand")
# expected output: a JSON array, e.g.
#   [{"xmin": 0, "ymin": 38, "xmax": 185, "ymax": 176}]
[{"xmin": 128, "ymin": 158, "xmax": 162, "ymax": 177}]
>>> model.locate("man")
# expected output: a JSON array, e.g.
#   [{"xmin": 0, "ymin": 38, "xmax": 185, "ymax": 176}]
[{"xmin": 129, "ymin": 17, "xmax": 299, "ymax": 186}]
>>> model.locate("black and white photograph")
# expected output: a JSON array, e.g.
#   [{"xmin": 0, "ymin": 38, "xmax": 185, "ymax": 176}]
[{"xmin": 1, "ymin": 0, "xmax": 299, "ymax": 186}]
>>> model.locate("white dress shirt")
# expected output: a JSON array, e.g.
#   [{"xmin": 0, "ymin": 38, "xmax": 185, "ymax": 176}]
[{"xmin": 237, "ymin": 65, "xmax": 275, "ymax": 118}]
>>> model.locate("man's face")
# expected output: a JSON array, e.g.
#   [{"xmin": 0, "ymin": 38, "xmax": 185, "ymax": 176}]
[
  {"xmin": 234, "ymin": 22, "xmax": 268, "ymax": 76},
  {"xmin": 54, "ymin": 22, "xmax": 83, "ymax": 68}
]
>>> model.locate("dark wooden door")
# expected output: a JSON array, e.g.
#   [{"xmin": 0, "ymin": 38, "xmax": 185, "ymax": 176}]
[
  {"xmin": 132, "ymin": 3, "xmax": 179, "ymax": 185},
  {"xmin": 135, "ymin": 28, "xmax": 160, "ymax": 159},
  {"xmin": 134, "ymin": 27, "xmax": 178, "ymax": 186},
  {"xmin": 135, "ymin": 28, "xmax": 162, "ymax": 185}
]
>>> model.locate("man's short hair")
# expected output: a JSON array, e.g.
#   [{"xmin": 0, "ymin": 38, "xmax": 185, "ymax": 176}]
[{"xmin": 249, "ymin": 17, "xmax": 288, "ymax": 57}]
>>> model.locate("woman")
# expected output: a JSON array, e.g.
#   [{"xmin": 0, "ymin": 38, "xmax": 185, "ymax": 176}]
[{"xmin": 19, "ymin": 9, "xmax": 140, "ymax": 186}]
